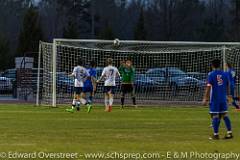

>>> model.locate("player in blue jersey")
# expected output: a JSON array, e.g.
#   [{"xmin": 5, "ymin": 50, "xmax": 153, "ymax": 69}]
[
  {"xmin": 225, "ymin": 62, "xmax": 240, "ymax": 110},
  {"xmin": 203, "ymin": 59, "xmax": 233, "ymax": 140},
  {"xmin": 82, "ymin": 60, "xmax": 97, "ymax": 113}
]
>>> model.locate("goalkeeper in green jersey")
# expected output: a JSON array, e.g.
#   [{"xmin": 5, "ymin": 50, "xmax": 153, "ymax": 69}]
[{"xmin": 119, "ymin": 59, "xmax": 137, "ymax": 109}]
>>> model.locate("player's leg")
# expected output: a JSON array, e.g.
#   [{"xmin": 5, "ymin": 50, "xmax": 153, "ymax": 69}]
[
  {"xmin": 209, "ymin": 114, "xmax": 213, "ymax": 128},
  {"xmin": 75, "ymin": 94, "xmax": 81, "ymax": 111},
  {"xmin": 66, "ymin": 87, "xmax": 80, "ymax": 113},
  {"xmin": 121, "ymin": 84, "xmax": 126, "ymax": 109},
  {"xmin": 220, "ymin": 102, "xmax": 233, "ymax": 139},
  {"xmin": 83, "ymin": 87, "xmax": 93, "ymax": 113},
  {"xmin": 83, "ymin": 91, "xmax": 94, "ymax": 113},
  {"xmin": 104, "ymin": 86, "xmax": 109, "ymax": 111},
  {"xmin": 74, "ymin": 90, "xmax": 85, "ymax": 111},
  {"xmin": 104, "ymin": 93, "xmax": 109, "ymax": 112},
  {"xmin": 121, "ymin": 92, "xmax": 125, "ymax": 109},
  {"xmin": 108, "ymin": 87, "xmax": 115, "ymax": 112},
  {"xmin": 230, "ymin": 85, "xmax": 240, "ymax": 109},
  {"xmin": 79, "ymin": 93, "xmax": 86, "ymax": 105},
  {"xmin": 220, "ymin": 112, "xmax": 233, "ymax": 139},
  {"xmin": 87, "ymin": 86, "xmax": 94, "ymax": 104},
  {"xmin": 76, "ymin": 92, "xmax": 86, "ymax": 111},
  {"xmin": 131, "ymin": 84, "xmax": 137, "ymax": 108},
  {"xmin": 80, "ymin": 91, "xmax": 92, "ymax": 113},
  {"xmin": 89, "ymin": 92, "xmax": 94, "ymax": 104},
  {"xmin": 79, "ymin": 88, "xmax": 90, "ymax": 106},
  {"xmin": 209, "ymin": 102, "xmax": 221, "ymax": 140},
  {"xmin": 72, "ymin": 94, "xmax": 77, "ymax": 108},
  {"xmin": 209, "ymin": 113, "xmax": 220, "ymax": 140}
]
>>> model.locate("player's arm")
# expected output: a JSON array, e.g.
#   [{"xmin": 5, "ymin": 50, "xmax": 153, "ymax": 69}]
[
  {"xmin": 116, "ymin": 68, "xmax": 121, "ymax": 81},
  {"xmin": 130, "ymin": 67, "xmax": 135, "ymax": 84},
  {"xmin": 119, "ymin": 62, "xmax": 124, "ymax": 76},
  {"xmin": 83, "ymin": 70, "xmax": 91, "ymax": 82},
  {"xmin": 96, "ymin": 69, "xmax": 106, "ymax": 83},
  {"xmin": 203, "ymin": 85, "xmax": 211, "ymax": 106},
  {"xmin": 69, "ymin": 68, "xmax": 76, "ymax": 77},
  {"xmin": 202, "ymin": 74, "xmax": 212, "ymax": 105},
  {"xmin": 117, "ymin": 71, "xmax": 121, "ymax": 77}
]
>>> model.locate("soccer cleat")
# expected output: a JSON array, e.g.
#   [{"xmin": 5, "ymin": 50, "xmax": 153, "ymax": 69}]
[
  {"xmin": 209, "ymin": 134, "xmax": 219, "ymax": 140},
  {"xmin": 224, "ymin": 133, "xmax": 233, "ymax": 139},
  {"xmin": 87, "ymin": 104, "xmax": 92, "ymax": 113},
  {"xmin": 134, "ymin": 105, "xmax": 138, "ymax": 108},
  {"xmin": 121, "ymin": 105, "xmax": 124, "ymax": 109},
  {"xmin": 108, "ymin": 106, "xmax": 112, "ymax": 112},
  {"xmin": 66, "ymin": 108, "xmax": 75, "ymax": 113},
  {"xmin": 76, "ymin": 107, "xmax": 80, "ymax": 111}
]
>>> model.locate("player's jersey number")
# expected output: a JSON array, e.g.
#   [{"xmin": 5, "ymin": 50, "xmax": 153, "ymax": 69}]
[{"xmin": 217, "ymin": 75, "xmax": 223, "ymax": 86}]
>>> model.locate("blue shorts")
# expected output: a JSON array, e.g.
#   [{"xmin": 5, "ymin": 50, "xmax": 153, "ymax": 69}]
[
  {"xmin": 83, "ymin": 87, "xmax": 93, "ymax": 93},
  {"xmin": 104, "ymin": 86, "xmax": 115, "ymax": 94},
  {"xmin": 74, "ymin": 87, "xmax": 83, "ymax": 94},
  {"xmin": 209, "ymin": 102, "xmax": 228, "ymax": 114}
]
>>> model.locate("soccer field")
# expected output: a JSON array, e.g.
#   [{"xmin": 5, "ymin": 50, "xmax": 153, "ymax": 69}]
[{"xmin": 0, "ymin": 104, "xmax": 239, "ymax": 159}]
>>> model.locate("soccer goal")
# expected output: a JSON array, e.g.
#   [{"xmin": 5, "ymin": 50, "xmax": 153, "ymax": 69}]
[{"xmin": 37, "ymin": 39, "xmax": 240, "ymax": 107}]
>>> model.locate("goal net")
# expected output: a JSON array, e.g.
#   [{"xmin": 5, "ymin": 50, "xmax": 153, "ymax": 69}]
[{"xmin": 37, "ymin": 40, "xmax": 240, "ymax": 106}]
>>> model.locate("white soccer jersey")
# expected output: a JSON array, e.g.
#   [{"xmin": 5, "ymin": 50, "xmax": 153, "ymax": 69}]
[
  {"xmin": 72, "ymin": 66, "xmax": 89, "ymax": 87},
  {"xmin": 101, "ymin": 65, "xmax": 120, "ymax": 86}
]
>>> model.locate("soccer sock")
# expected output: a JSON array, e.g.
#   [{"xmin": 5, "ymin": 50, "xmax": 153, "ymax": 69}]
[
  {"xmin": 223, "ymin": 116, "xmax": 232, "ymax": 132},
  {"xmin": 89, "ymin": 96, "xmax": 93, "ymax": 103},
  {"xmin": 109, "ymin": 97, "xmax": 113, "ymax": 106},
  {"xmin": 121, "ymin": 96, "xmax": 125, "ymax": 106},
  {"xmin": 132, "ymin": 97, "xmax": 136, "ymax": 105},
  {"xmin": 76, "ymin": 101, "xmax": 81, "ymax": 108},
  {"xmin": 212, "ymin": 117, "xmax": 220, "ymax": 135},
  {"xmin": 72, "ymin": 99, "xmax": 76, "ymax": 109},
  {"xmin": 105, "ymin": 97, "xmax": 109, "ymax": 107}
]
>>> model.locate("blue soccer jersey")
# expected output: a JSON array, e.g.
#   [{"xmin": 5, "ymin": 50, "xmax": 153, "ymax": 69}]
[
  {"xmin": 207, "ymin": 70, "xmax": 229, "ymax": 113},
  {"xmin": 207, "ymin": 70, "xmax": 228, "ymax": 103},
  {"xmin": 83, "ymin": 68, "xmax": 97, "ymax": 90}
]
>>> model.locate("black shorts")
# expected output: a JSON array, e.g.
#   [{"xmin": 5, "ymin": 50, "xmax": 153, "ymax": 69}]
[
  {"xmin": 74, "ymin": 87, "xmax": 83, "ymax": 94},
  {"xmin": 104, "ymin": 86, "xmax": 116, "ymax": 94},
  {"xmin": 121, "ymin": 84, "xmax": 134, "ymax": 94}
]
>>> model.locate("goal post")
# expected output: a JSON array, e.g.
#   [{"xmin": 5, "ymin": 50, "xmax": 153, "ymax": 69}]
[
  {"xmin": 36, "ymin": 41, "xmax": 42, "ymax": 106},
  {"xmin": 37, "ymin": 39, "xmax": 240, "ymax": 107},
  {"xmin": 52, "ymin": 39, "xmax": 57, "ymax": 107}
]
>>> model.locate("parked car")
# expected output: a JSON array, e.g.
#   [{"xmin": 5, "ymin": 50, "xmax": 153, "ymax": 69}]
[
  {"xmin": 145, "ymin": 67, "xmax": 205, "ymax": 93},
  {"xmin": 134, "ymin": 73, "xmax": 158, "ymax": 92},
  {"xmin": 0, "ymin": 77, "xmax": 13, "ymax": 93},
  {"xmin": 1, "ymin": 69, "xmax": 16, "ymax": 81}
]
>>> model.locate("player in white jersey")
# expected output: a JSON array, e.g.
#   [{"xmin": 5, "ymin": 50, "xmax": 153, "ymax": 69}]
[
  {"xmin": 97, "ymin": 58, "xmax": 120, "ymax": 112},
  {"xmin": 66, "ymin": 58, "xmax": 92, "ymax": 113}
]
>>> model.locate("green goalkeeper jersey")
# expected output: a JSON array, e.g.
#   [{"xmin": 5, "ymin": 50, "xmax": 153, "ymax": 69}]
[{"xmin": 119, "ymin": 65, "xmax": 135, "ymax": 84}]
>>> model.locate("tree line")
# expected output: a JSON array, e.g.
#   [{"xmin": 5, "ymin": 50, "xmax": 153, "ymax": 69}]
[{"xmin": 1, "ymin": 0, "xmax": 240, "ymax": 70}]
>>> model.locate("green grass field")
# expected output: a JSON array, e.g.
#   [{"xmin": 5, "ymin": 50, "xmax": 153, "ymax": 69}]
[{"xmin": 0, "ymin": 104, "xmax": 239, "ymax": 159}]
